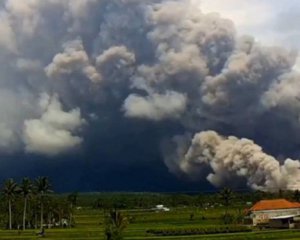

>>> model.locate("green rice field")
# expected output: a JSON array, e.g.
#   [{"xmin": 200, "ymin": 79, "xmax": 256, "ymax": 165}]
[{"xmin": 0, "ymin": 207, "xmax": 300, "ymax": 240}]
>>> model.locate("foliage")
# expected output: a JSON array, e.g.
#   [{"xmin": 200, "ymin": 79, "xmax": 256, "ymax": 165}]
[
  {"xmin": 0, "ymin": 191, "xmax": 299, "ymax": 239},
  {"xmin": 104, "ymin": 210, "xmax": 128, "ymax": 240},
  {"xmin": 34, "ymin": 176, "xmax": 53, "ymax": 230},
  {"xmin": 219, "ymin": 188, "xmax": 234, "ymax": 208},
  {"xmin": 67, "ymin": 192, "xmax": 78, "ymax": 207},
  {"xmin": 2, "ymin": 178, "xmax": 19, "ymax": 229},
  {"xmin": 20, "ymin": 178, "xmax": 33, "ymax": 230},
  {"xmin": 34, "ymin": 177, "xmax": 52, "ymax": 196},
  {"xmin": 293, "ymin": 189, "xmax": 300, "ymax": 202},
  {"xmin": 221, "ymin": 213, "xmax": 235, "ymax": 225},
  {"xmin": 0, "ymin": 177, "xmax": 75, "ymax": 230},
  {"xmin": 146, "ymin": 225, "xmax": 251, "ymax": 236}
]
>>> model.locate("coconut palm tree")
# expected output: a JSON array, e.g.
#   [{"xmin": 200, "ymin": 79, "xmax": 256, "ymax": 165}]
[
  {"xmin": 294, "ymin": 189, "xmax": 300, "ymax": 202},
  {"xmin": 105, "ymin": 210, "xmax": 128, "ymax": 240},
  {"xmin": 2, "ymin": 178, "xmax": 19, "ymax": 229},
  {"xmin": 219, "ymin": 187, "xmax": 234, "ymax": 215},
  {"xmin": 67, "ymin": 192, "xmax": 78, "ymax": 208},
  {"xmin": 67, "ymin": 192, "xmax": 78, "ymax": 226},
  {"xmin": 44, "ymin": 196, "xmax": 56, "ymax": 228},
  {"xmin": 219, "ymin": 187, "xmax": 235, "ymax": 225},
  {"xmin": 20, "ymin": 178, "xmax": 33, "ymax": 230},
  {"xmin": 34, "ymin": 177, "xmax": 52, "ymax": 230},
  {"xmin": 53, "ymin": 199, "xmax": 71, "ymax": 228}
]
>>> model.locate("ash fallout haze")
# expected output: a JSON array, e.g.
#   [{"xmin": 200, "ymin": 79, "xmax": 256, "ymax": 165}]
[{"xmin": 0, "ymin": 0, "xmax": 300, "ymax": 192}]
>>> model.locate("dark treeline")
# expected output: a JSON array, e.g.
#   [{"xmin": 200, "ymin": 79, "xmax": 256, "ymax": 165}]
[
  {"xmin": 0, "ymin": 177, "xmax": 77, "ymax": 230},
  {"xmin": 78, "ymin": 189, "xmax": 300, "ymax": 210}
]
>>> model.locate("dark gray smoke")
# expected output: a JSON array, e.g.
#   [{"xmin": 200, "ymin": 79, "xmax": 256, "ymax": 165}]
[
  {"xmin": 0, "ymin": 0, "xmax": 299, "ymax": 191},
  {"xmin": 168, "ymin": 131, "xmax": 300, "ymax": 191}
]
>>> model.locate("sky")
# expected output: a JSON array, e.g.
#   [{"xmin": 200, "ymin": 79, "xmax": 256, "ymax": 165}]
[
  {"xmin": 0, "ymin": 0, "xmax": 300, "ymax": 192},
  {"xmin": 200, "ymin": 0, "xmax": 300, "ymax": 70},
  {"xmin": 201, "ymin": 0, "xmax": 300, "ymax": 47}
]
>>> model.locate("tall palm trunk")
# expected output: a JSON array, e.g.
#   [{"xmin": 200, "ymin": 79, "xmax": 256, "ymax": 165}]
[
  {"xmin": 8, "ymin": 199, "xmax": 12, "ymax": 230},
  {"xmin": 34, "ymin": 176, "xmax": 52, "ymax": 230},
  {"xmin": 23, "ymin": 197, "xmax": 27, "ymax": 230},
  {"xmin": 40, "ymin": 200, "xmax": 44, "ymax": 230},
  {"xmin": 69, "ymin": 203, "xmax": 73, "ymax": 227},
  {"xmin": 47, "ymin": 212, "xmax": 52, "ymax": 229},
  {"xmin": 59, "ymin": 210, "xmax": 62, "ymax": 227},
  {"xmin": 34, "ymin": 211, "xmax": 37, "ymax": 229}
]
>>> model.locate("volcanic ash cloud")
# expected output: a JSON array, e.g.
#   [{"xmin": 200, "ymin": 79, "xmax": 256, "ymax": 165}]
[
  {"xmin": 1, "ymin": 0, "xmax": 300, "ymax": 191},
  {"xmin": 23, "ymin": 94, "xmax": 84, "ymax": 156},
  {"xmin": 169, "ymin": 130, "xmax": 300, "ymax": 191}
]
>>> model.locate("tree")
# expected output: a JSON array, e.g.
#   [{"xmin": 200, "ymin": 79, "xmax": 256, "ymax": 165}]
[
  {"xmin": 219, "ymin": 187, "xmax": 234, "ymax": 215},
  {"xmin": 105, "ymin": 210, "xmax": 128, "ymax": 240},
  {"xmin": 294, "ymin": 190, "xmax": 300, "ymax": 202},
  {"xmin": 34, "ymin": 177, "xmax": 52, "ymax": 230},
  {"xmin": 20, "ymin": 178, "xmax": 33, "ymax": 230},
  {"xmin": 44, "ymin": 196, "xmax": 57, "ymax": 228},
  {"xmin": 67, "ymin": 192, "xmax": 78, "ymax": 226},
  {"xmin": 53, "ymin": 199, "xmax": 72, "ymax": 228},
  {"xmin": 67, "ymin": 192, "xmax": 78, "ymax": 208},
  {"xmin": 29, "ymin": 196, "xmax": 39, "ymax": 229},
  {"xmin": 278, "ymin": 189, "xmax": 284, "ymax": 198},
  {"xmin": 2, "ymin": 179, "xmax": 19, "ymax": 229}
]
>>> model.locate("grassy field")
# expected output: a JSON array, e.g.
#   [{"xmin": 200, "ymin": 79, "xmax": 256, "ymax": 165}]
[{"xmin": 0, "ymin": 207, "xmax": 299, "ymax": 239}]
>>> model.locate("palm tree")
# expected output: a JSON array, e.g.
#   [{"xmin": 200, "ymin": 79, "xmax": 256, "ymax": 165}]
[
  {"xmin": 34, "ymin": 177, "xmax": 52, "ymax": 230},
  {"xmin": 2, "ymin": 178, "xmax": 19, "ymax": 229},
  {"xmin": 294, "ymin": 190, "xmax": 300, "ymax": 202},
  {"xmin": 44, "ymin": 196, "xmax": 55, "ymax": 228},
  {"xmin": 67, "ymin": 192, "xmax": 78, "ymax": 226},
  {"xmin": 20, "ymin": 178, "xmax": 32, "ymax": 230},
  {"xmin": 219, "ymin": 187, "xmax": 234, "ymax": 215},
  {"xmin": 67, "ymin": 192, "xmax": 78, "ymax": 208},
  {"xmin": 54, "ymin": 199, "xmax": 72, "ymax": 228},
  {"xmin": 105, "ymin": 210, "xmax": 128, "ymax": 240},
  {"xmin": 28, "ymin": 195, "xmax": 39, "ymax": 229},
  {"xmin": 278, "ymin": 189, "xmax": 284, "ymax": 198}
]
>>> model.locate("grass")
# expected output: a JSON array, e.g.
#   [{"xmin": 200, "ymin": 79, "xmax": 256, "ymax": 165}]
[{"xmin": 0, "ymin": 207, "xmax": 299, "ymax": 239}]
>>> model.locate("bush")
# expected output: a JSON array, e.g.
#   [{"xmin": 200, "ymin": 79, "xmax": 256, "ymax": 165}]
[
  {"xmin": 146, "ymin": 225, "xmax": 251, "ymax": 236},
  {"xmin": 221, "ymin": 213, "xmax": 235, "ymax": 224}
]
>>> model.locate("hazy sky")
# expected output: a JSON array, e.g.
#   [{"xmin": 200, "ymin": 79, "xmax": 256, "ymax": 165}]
[{"xmin": 201, "ymin": 0, "xmax": 300, "ymax": 49}]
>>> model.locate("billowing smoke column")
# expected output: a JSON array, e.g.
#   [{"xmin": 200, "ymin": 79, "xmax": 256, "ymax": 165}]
[
  {"xmin": 0, "ymin": 0, "xmax": 300, "ymax": 190},
  {"xmin": 169, "ymin": 131, "xmax": 300, "ymax": 191}
]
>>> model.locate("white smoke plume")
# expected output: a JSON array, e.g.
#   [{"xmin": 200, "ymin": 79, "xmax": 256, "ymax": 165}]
[
  {"xmin": 172, "ymin": 130, "xmax": 300, "ymax": 191},
  {"xmin": 23, "ymin": 94, "xmax": 84, "ymax": 156},
  {"xmin": 46, "ymin": 39, "xmax": 101, "ymax": 83},
  {"xmin": 123, "ymin": 91, "xmax": 187, "ymax": 121},
  {"xmin": 96, "ymin": 46, "xmax": 135, "ymax": 69}
]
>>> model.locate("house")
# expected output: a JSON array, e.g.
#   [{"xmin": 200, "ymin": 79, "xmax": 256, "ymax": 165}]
[{"xmin": 248, "ymin": 199, "xmax": 300, "ymax": 228}]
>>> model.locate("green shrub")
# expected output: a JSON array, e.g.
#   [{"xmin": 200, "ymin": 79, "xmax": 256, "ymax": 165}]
[
  {"xmin": 146, "ymin": 225, "xmax": 251, "ymax": 236},
  {"xmin": 221, "ymin": 213, "xmax": 235, "ymax": 224}
]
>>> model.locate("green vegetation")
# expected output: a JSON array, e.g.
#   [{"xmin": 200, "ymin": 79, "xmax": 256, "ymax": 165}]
[
  {"xmin": 0, "ymin": 206, "xmax": 297, "ymax": 239},
  {"xmin": 146, "ymin": 225, "xmax": 251, "ymax": 236},
  {"xmin": 0, "ymin": 183, "xmax": 299, "ymax": 239},
  {"xmin": 2, "ymin": 178, "xmax": 19, "ymax": 230},
  {"xmin": 0, "ymin": 177, "xmax": 75, "ymax": 231},
  {"xmin": 105, "ymin": 210, "xmax": 128, "ymax": 240},
  {"xmin": 35, "ymin": 176, "xmax": 53, "ymax": 230},
  {"xmin": 20, "ymin": 178, "xmax": 33, "ymax": 230}
]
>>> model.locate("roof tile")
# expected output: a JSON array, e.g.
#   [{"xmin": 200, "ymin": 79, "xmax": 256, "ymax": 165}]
[{"xmin": 250, "ymin": 199, "xmax": 300, "ymax": 211}]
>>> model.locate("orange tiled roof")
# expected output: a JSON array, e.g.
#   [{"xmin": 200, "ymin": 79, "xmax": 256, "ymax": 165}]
[{"xmin": 250, "ymin": 199, "xmax": 300, "ymax": 211}]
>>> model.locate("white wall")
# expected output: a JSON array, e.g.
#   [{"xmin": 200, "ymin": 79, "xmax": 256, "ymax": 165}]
[{"xmin": 252, "ymin": 208, "xmax": 300, "ymax": 226}]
